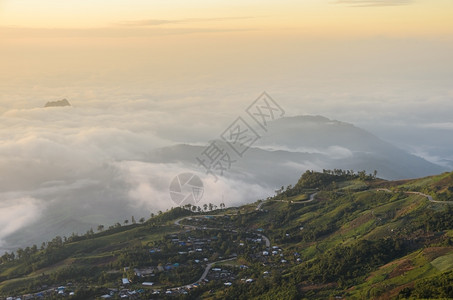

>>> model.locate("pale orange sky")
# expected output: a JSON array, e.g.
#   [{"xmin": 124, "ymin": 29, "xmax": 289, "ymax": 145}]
[
  {"xmin": 1, "ymin": 0, "xmax": 453, "ymax": 37},
  {"xmin": 1, "ymin": 0, "xmax": 452, "ymax": 113}
]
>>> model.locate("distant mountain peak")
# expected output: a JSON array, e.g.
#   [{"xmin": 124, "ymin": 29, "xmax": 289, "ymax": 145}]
[
  {"xmin": 44, "ymin": 99, "xmax": 71, "ymax": 108},
  {"xmin": 273, "ymin": 115, "xmax": 352, "ymax": 127}
]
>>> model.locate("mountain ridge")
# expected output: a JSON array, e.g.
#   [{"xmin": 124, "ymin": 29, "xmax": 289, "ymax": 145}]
[{"xmin": 149, "ymin": 115, "xmax": 445, "ymax": 182}]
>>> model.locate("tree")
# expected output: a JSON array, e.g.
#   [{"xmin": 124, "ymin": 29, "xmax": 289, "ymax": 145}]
[
  {"xmin": 139, "ymin": 217, "xmax": 145, "ymax": 224},
  {"xmin": 17, "ymin": 248, "xmax": 24, "ymax": 260},
  {"xmin": 275, "ymin": 186, "xmax": 285, "ymax": 196},
  {"xmin": 358, "ymin": 170, "xmax": 367, "ymax": 180},
  {"xmin": 203, "ymin": 204, "xmax": 208, "ymax": 211},
  {"xmin": 131, "ymin": 216, "xmax": 136, "ymax": 224},
  {"xmin": 97, "ymin": 225, "xmax": 104, "ymax": 232},
  {"xmin": 124, "ymin": 219, "xmax": 129, "ymax": 225}
]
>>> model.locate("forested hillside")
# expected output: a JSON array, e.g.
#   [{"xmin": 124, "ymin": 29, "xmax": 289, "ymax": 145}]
[{"xmin": 1, "ymin": 170, "xmax": 453, "ymax": 299}]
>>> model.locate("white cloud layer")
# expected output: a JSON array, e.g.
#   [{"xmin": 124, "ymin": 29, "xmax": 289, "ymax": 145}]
[
  {"xmin": 0, "ymin": 103, "xmax": 275, "ymax": 251},
  {"xmin": 0, "ymin": 33, "xmax": 452, "ymax": 251},
  {"xmin": 0, "ymin": 197, "xmax": 43, "ymax": 247},
  {"xmin": 258, "ymin": 145, "xmax": 354, "ymax": 160}
]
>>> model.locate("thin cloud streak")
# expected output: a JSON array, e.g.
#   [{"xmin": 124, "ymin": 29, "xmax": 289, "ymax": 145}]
[
  {"xmin": 334, "ymin": 0, "xmax": 415, "ymax": 7},
  {"xmin": 0, "ymin": 26, "xmax": 257, "ymax": 39},
  {"xmin": 419, "ymin": 122, "xmax": 453, "ymax": 130},
  {"xmin": 115, "ymin": 16, "xmax": 255, "ymax": 27}
]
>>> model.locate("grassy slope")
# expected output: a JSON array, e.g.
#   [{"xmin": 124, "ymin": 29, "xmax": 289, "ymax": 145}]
[
  {"xmin": 0, "ymin": 223, "xmax": 179, "ymax": 294},
  {"xmin": 1, "ymin": 171, "xmax": 453, "ymax": 299},
  {"xmin": 251, "ymin": 172, "xmax": 453, "ymax": 299}
]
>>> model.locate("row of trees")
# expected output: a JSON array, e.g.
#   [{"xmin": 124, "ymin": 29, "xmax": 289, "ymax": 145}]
[
  {"xmin": 3, "ymin": 201, "xmax": 228, "ymax": 266},
  {"xmin": 322, "ymin": 168, "xmax": 377, "ymax": 179},
  {"xmin": 149, "ymin": 202, "xmax": 227, "ymax": 218},
  {"xmin": 275, "ymin": 169, "xmax": 378, "ymax": 197},
  {"xmin": 180, "ymin": 202, "xmax": 226, "ymax": 212},
  {"xmin": 97, "ymin": 216, "xmax": 146, "ymax": 232}
]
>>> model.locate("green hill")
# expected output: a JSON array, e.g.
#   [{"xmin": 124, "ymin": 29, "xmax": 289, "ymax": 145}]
[{"xmin": 1, "ymin": 170, "xmax": 453, "ymax": 299}]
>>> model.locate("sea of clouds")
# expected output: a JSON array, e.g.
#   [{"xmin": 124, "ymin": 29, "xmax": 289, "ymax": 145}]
[
  {"xmin": 0, "ymin": 99, "xmax": 278, "ymax": 250},
  {"xmin": 1, "ymin": 33, "xmax": 452, "ymax": 251}
]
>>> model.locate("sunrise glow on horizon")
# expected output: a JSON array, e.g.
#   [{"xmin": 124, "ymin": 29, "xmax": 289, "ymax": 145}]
[{"xmin": 1, "ymin": 0, "xmax": 452, "ymax": 37}]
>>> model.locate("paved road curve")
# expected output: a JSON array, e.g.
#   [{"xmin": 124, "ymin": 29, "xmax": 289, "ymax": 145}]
[
  {"xmin": 174, "ymin": 214, "xmax": 271, "ymax": 247},
  {"xmin": 197, "ymin": 257, "xmax": 237, "ymax": 283},
  {"xmin": 256, "ymin": 192, "xmax": 318, "ymax": 211},
  {"xmin": 171, "ymin": 194, "xmax": 321, "ymax": 291},
  {"xmin": 169, "ymin": 257, "xmax": 237, "ymax": 291},
  {"xmin": 172, "ymin": 215, "xmax": 260, "ymax": 291},
  {"xmin": 256, "ymin": 233, "xmax": 270, "ymax": 247},
  {"xmin": 376, "ymin": 189, "xmax": 453, "ymax": 204}
]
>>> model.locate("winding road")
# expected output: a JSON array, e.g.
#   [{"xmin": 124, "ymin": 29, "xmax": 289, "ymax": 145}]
[
  {"xmin": 255, "ymin": 201, "xmax": 265, "ymax": 211},
  {"xmin": 170, "ymin": 189, "xmax": 450, "ymax": 291},
  {"xmin": 169, "ymin": 257, "xmax": 237, "ymax": 291},
  {"xmin": 172, "ymin": 213, "xmax": 272, "ymax": 289},
  {"xmin": 174, "ymin": 214, "xmax": 271, "ymax": 247},
  {"xmin": 197, "ymin": 257, "xmax": 236, "ymax": 283},
  {"xmin": 376, "ymin": 189, "xmax": 453, "ymax": 204},
  {"xmin": 256, "ymin": 233, "xmax": 271, "ymax": 248},
  {"xmin": 170, "ymin": 192, "xmax": 322, "ymax": 290},
  {"xmin": 256, "ymin": 192, "xmax": 318, "ymax": 211},
  {"xmin": 170, "ymin": 189, "xmax": 452, "ymax": 291}
]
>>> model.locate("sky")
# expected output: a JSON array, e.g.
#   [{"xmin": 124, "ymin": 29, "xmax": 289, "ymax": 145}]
[
  {"xmin": 1, "ymin": 0, "xmax": 453, "ymax": 34},
  {"xmin": 0, "ymin": 0, "xmax": 452, "ymax": 250}
]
